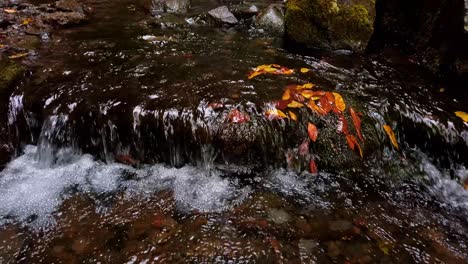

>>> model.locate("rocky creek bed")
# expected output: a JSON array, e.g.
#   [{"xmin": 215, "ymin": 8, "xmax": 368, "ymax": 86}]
[{"xmin": 0, "ymin": 0, "xmax": 468, "ymax": 263}]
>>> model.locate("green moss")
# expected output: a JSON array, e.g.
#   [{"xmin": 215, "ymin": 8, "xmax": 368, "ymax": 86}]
[
  {"xmin": 0, "ymin": 59, "xmax": 25, "ymax": 94},
  {"xmin": 285, "ymin": 0, "xmax": 375, "ymax": 51}
]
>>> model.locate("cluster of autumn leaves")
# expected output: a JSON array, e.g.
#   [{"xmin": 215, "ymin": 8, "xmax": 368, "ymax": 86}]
[{"xmin": 242, "ymin": 64, "xmax": 400, "ymax": 173}]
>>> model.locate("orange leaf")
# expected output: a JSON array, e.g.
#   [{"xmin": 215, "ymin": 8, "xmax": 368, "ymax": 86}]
[
  {"xmin": 248, "ymin": 71, "xmax": 262, "ymax": 79},
  {"xmin": 228, "ymin": 109, "xmax": 250, "ymax": 123},
  {"xmin": 337, "ymin": 113, "xmax": 349, "ymax": 135},
  {"xmin": 282, "ymin": 88, "xmax": 291, "ymax": 100},
  {"xmin": 383, "ymin": 125, "xmax": 399, "ymax": 150},
  {"xmin": 312, "ymin": 91, "xmax": 326, "ymax": 97},
  {"xmin": 346, "ymin": 135, "xmax": 363, "ymax": 158},
  {"xmin": 307, "ymin": 123, "xmax": 318, "ymax": 142},
  {"xmin": 287, "ymin": 100, "xmax": 304, "ymax": 108},
  {"xmin": 325, "ymin": 92, "xmax": 335, "ymax": 105},
  {"xmin": 307, "ymin": 100, "xmax": 326, "ymax": 115},
  {"xmin": 309, "ymin": 159, "xmax": 318, "ymax": 174},
  {"xmin": 333, "ymin": 92, "xmax": 346, "ymax": 112},
  {"xmin": 291, "ymin": 91, "xmax": 305, "ymax": 103},
  {"xmin": 289, "ymin": 111, "xmax": 298, "ymax": 121},
  {"xmin": 319, "ymin": 96, "xmax": 333, "ymax": 114},
  {"xmin": 266, "ymin": 109, "xmax": 288, "ymax": 120},
  {"xmin": 350, "ymin": 108, "xmax": 364, "ymax": 142}
]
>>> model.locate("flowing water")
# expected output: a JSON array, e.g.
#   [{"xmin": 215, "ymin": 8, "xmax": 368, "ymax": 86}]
[{"xmin": 1, "ymin": 0, "xmax": 468, "ymax": 263}]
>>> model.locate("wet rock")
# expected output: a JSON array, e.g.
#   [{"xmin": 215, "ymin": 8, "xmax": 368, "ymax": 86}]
[
  {"xmin": 165, "ymin": 0, "xmax": 190, "ymax": 14},
  {"xmin": 285, "ymin": 0, "xmax": 375, "ymax": 51},
  {"xmin": 54, "ymin": 0, "xmax": 84, "ymax": 13},
  {"xmin": 149, "ymin": 13, "xmax": 187, "ymax": 28},
  {"xmin": 298, "ymin": 239, "xmax": 318, "ymax": 252},
  {"xmin": 231, "ymin": 4, "xmax": 259, "ymax": 20},
  {"xmin": 328, "ymin": 220, "xmax": 353, "ymax": 232},
  {"xmin": 40, "ymin": 11, "xmax": 87, "ymax": 27},
  {"xmin": 254, "ymin": 4, "xmax": 284, "ymax": 34},
  {"xmin": 0, "ymin": 225, "xmax": 24, "ymax": 263},
  {"xmin": 208, "ymin": 6, "xmax": 238, "ymax": 25},
  {"xmin": 267, "ymin": 208, "xmax": 291, "ymax": 224}
]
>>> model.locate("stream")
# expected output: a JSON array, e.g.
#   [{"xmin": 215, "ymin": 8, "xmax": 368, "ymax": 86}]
[{"xmin": 1, "ymin": 0, "xmax": 468, "ymax": 263}]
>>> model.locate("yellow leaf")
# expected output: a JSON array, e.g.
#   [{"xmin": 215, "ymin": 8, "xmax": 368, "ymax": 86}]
[
  {"xmin": 0, "ymin": 44, "xmax": 5, "ymax": 49},
  {"xmin": 332, "ymin": 92, "xmax": 345, "ymax": 112},
  {"xmin": 22, "ymin": 18, "xmax": 32, "ymax": 25},
  {"xmin": 455, "ymin": 111, "xmax": 468, "ymax": 122},
  {"xmin": 9, "ymin": 52, "xmax": 29, "ymax": 59},
  {"xmin": 264, "ymin": 67, "xmax": 277, "ymax": 73},
  {"xmin": 289, "ymin": 111, "xmax": 297, "ymax": 121},
  {"xmin": 300, "ymin": 68, "xmax": 310, "ymax": 73},
  {"xmin": 266, "ymin": 109, "xmax": 288, "ymax": 120},
  {"xmin": 282, "ymin": 89, "xmax": 291, "ymax": 100},
  {"xmin": 248, "ymin": 71, "xmax": 262, "ymax": 79},
  {"xmin": 287, "ymin": 100, "xmax": 304, "ymax": 108},
  {"xmin": 383, "ymin": 125, "xmax": 399, "ymax": 150}
]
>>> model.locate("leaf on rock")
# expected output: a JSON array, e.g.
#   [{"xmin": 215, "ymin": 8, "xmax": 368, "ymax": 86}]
[
  {"xmin": 297, "ymin": 83, "xmax": 315, "ymax": 90},
  {"xmin": 307, "ymin": 100, "xmax": 326, "ymax": 115},
  {"xmin": 307, "ymin": 122, "xmax": 318, "ymax": 142},
  {"xmin": 350, "ymin": 108, "xmax": 364, "ymax": 142},
  {"xmin": 319, "ymin": 96, "xmax": 333, "ymax": 114},
  {"xmin": 337, "ymin": 114, "xmax": 349, "ymax": 135},
  {"xmin": 383, "ymin": 125, "xmax": 399, "ymax": 150},
  {"xmin": 8, "ymin": 52, "xmax": 28, "ymax": 59},
  {"xmin": 282, "ymin": 88, "xmax": 291, "ymax": 100},
  {"xmin": 228, "ymin": 109, "xmax": 251, "ymax": 123},
  {"xmin": 291, "ymin": 91, "xmax": 305, "ymax": 103},
  {"xmin": 300, "ymin": 68, "xmax": 311, "ymax": 73},
  {"xmin": 455, "ymin": 111, "xmax": 468, "ymax": 122},
  {"xmin": 298, "ymin": 139, "xmax": 309, "ymax": 156},
  {"xmin": 301, "ymin": 90, "xmax": 315, "ymax": 99},
  {"xmin": 289, "ymin": 111, "xmax": 298, "ymax": 121},
  {"xmin": 275, "ymin": 99, "xmax": 292, "ymax": 110},
  {"xmin": 346, "ymin": 135, "xmax": 363, "ymax": 158},
  {"xmin": 309, "ymin": 159, "xmax": 318, "ymax": 174},
  {"xmin": 208, "ymin": 102, "xmax": 224, "ymax": 110},
  {"xmin": 248, "ymin": 64, "xmax": 294, "ymax": 79},
  {"xmin": 266, "ymin": 109, "xmax": 288, "ymax": 120},
  {"xmin": 287, "ymin": 100, "xmax": 304, "ymax": 108},
  {"xmin": 22, "ymin": 18, "xmax": 33, "ymax": 25},
  {"xmin": 248, "ymin": 71, "xmax": 262, "ymax": 79},
  {"xmin": 332, "ymin": 92, "xmax": 345, "ymax": 112}
]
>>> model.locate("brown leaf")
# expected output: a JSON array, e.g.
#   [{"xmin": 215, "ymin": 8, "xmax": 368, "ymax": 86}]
[
  {"xmin": 298, "ymin": 139, "xmax": 309, "ymax": 156},
  {"xmin": 291, "ymin": 91, "xmax": 305, "ymax": 103},
  {"xmin": 309, "ymin": 159, "xmax": 318, "ymax": 174},
  {"xmin": 275, "ymin": 99, "xmax": 292, "ymax": 110},
  {"xmin": 228, "ymin": 109, "xmax": 250, "ymax": 123},
  {"xmin": 346, "ymin": 135, "xmax": 363, "ymax": 158},
  {"xmin": 337, "ymin": 113, "xmax": 349, "ymax": 135},
  {"xmin": 383, "ymin": 124, "xmax": 399, "ymax": 150},
  {"xmin": 350, "ymin": 108, "xmax": 364, "ymax": 142},
  {"xmin": 307, "ymin": 122, "xmax": 318, "ymax": 142}
]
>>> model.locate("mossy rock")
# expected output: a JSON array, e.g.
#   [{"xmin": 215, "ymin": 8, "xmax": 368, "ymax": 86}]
[
  {"xmin": 285, "ymin": 0, "xmax": 375, "ymax": 51},
  {"xmin": 0, "ymin": 58, "xmax": 25, "ymax": 96}
]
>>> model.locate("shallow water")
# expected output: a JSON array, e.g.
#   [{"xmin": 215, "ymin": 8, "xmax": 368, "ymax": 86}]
[{"xmin": 1, "ymin": 0, "xmax": 468, "ymax": 263}]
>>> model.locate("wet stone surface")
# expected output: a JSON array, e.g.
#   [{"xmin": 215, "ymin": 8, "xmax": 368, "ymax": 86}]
[{"xmin": 0, "ymin": 0, "xmax": 467, "ymax": 262}]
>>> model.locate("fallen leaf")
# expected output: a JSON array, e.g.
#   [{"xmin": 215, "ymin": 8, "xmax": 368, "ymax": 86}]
[
  {"xmin": 455, "ymin": 111, "xmax": 468, "ymax": 122},
  {"xmin": 301, "ymin": 90, "xmax": 314, "ymax": 99},
  {"xmin": 208, "ymin": 102, "xmax": 223, "ymax": 110},
  {"xmin": 298, "ymin": 139, "xmax": 309, "ymax": 156},
  {"xmin": 4, "ymin": 8, "xmax": 17, "ymax": 14},
  {"xmin": 266, "ymin": 109, "xmax": 288, "ymax": 120},
  {"xmin": 289, "ymin": 111, "xmax": 298, "ymax": 121},
  {"xmin": 307, "ymin": 100, "xmax": 326, "ymax": 115},
  {"xmin": 337, "ymin": 114, "xmax": 349, "ymax": 134},
  {"xmin": 291, "ymin": 91, "xmax": 305, "ymax": 103},
  {"xmin": 22, "ymin": 18, "xmax": 33, "ymax": 25},
  {"xmin": 297, "ymin": 83, "xmax": 314, "ymax": 90},
  {"xmin": 248, "ymin": 64, "xmax": 294, "ymax": 79},
  {"xmin": 346, "ymin": 135, "xmax": 363, "ymax": 158},
  {"xmin": 333, "ymin": 92, "xmax": 346, "ymax": 112},
  {"xmin": 282, "ymin": 88, "xmax": 291, "ymax": 100},
  {"xmin": 287, "ymin": 100, "xmax": 304, "ymax": 108},
  {"xmin": 309, "ymin": 159, "xmax": 318, "ymax": 174},
  {"xmin": 319, "ymin": 96, "xmax": 333, "ymax": 114},
  {"xmin": 228, "ymin": 109, "xmax": 250, "ymax": 123},
  {"xmin": 383, "ymin": 124, "xmax": 399, "ymax": 150},
  {"xmin": 248, "ymin": 71, "xmax": 262, "ymax": 79},
  {"xmin": 300, "ymin": 68, "xmax": 311, "ymax": 73},
  {"xmin": 275, "ymin": 99, "xmax": 292, "ymax": 110},
  {"xmin": 270, "ymin": 238, "xmax": 281, "ymax": 254},
  {"xmin": 307, "ymin": 122, "xmax": 318, "ymax": 142},
  {"xmin": 325, "ymin": 92, "xmax": 335, "ymax": 105},
  {"xmin": 350, "ymin": 108, "xmax": 364, "ymax": 142},
  {"xmin": 8, "ymin": 52, "xmax": 28, "ymax": 59}
]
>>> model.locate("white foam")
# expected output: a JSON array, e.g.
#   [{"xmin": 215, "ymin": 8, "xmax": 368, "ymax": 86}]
[{"xmin": 0, "ymin": 146, "xmax": 250, "ymax": 228}]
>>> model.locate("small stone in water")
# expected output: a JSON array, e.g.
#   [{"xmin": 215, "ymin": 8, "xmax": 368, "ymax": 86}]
[{"xmin": 267, "ymin": 208, "xmax": 291, "ymax": 224}]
